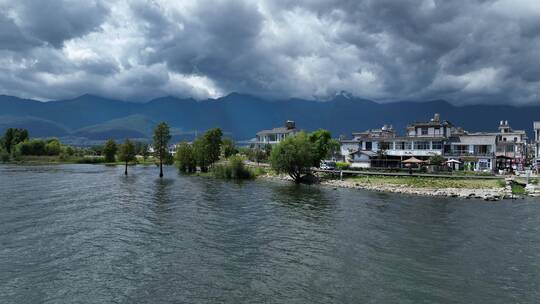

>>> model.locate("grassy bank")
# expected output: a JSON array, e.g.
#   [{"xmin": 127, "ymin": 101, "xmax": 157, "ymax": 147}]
[{"xmin": 343, "ymin": 175, "xmax": 504, "ymax": 189}]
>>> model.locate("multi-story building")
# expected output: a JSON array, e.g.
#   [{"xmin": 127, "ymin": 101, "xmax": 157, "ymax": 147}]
[
  {"xmin": 444, "ymin": 132, "xmax": 497, "ymax": 171},
  {"xmin": 534, "ymin": 122, "xmax": 540, "ymax": 169},
  {"xmin": 253, "ymin": 120, "xmax": 298, "ymax": 148},
  {"xmin": 340, "ymin": 114, "xmax": 452, "ymax": 168},
  {"xmin": 340, "ymin": 114, "xmax": 505, "ymax": 172},
  {"xmin": 534, "ymin": 122, "xmax": 540, "ymax": 158},
  {"xmin": 495, "ymin": 120, "xmax": 527, "ymax": 171}
]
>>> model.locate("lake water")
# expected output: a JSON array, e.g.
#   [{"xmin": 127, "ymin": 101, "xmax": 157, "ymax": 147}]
[{"xmin": 1, "ymin": 164, "xmax": 539, "ymax": 303}]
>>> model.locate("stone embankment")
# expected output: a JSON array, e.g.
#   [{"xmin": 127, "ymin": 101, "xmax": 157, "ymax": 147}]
[
  {"xmin": 525, "ymin": 184, "xmax": 540, "ymax": 197},
  {"xmin": 321, "ymin": 179, "xmax": 511, "ymax": 201},
  {"xmin": 263, "ymin": 173, "xmax": 522, "ymax": 201}
]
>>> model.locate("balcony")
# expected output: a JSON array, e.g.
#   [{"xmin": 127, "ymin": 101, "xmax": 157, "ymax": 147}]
[
  {"xmin": 444, "ymin": 152, "xmax": 494, "ymax": 157},
  {"xmin": 385, "ymin": 149, "xmax": 442, "ymax": 157}
]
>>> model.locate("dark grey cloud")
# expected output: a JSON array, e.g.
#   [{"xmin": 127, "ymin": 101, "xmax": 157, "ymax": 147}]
[
  {"xmin": 1, "ymin": 0, "xmax": 109, "ymax": 48},
  {"xmin": 0, "ymin": 0, "xmax": 539, "ymax": 104}
]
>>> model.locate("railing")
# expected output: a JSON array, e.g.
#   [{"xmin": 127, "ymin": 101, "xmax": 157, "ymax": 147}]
[{"xmin": 444, "ymin": 152, "xmax": 495, "ymax": 157}]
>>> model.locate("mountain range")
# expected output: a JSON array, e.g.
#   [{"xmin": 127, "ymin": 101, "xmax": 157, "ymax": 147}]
[{"xmin": 1, "ymin": 93, "xmax": 539, "ymax": 145}]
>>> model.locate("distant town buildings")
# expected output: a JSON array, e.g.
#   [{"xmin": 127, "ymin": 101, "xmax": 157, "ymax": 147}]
[
  {"xmin": 535, "ymin": 121, "xmax": 540, "ymax": 162},
  {"xmin": 338, "ymin": 114, "xmax": 532, "ymax": 173},
  {"xmin": 252, "ymin": 115, "xmax": 539, "ymax": 173}
]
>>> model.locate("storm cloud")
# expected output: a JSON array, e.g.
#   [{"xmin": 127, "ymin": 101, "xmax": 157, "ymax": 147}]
[{"xmin": 0, "ymin": 0, "xmax": 539, "ymax": 104}]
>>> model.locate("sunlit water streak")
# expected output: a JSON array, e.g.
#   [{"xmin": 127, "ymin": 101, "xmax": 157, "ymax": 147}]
[{"xmin": 1, "ymin": 164, "xmax": 539, "ymax": 303}]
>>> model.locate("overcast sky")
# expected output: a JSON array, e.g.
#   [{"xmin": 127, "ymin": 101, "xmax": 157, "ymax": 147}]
[{"xmin": 1, "ymin": 0, "xmax": 540, "ymax": 104}]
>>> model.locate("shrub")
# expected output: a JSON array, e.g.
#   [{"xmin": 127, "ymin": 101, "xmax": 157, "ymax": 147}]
[
  {"xmin": 336, "ymin": 162, "xmax": 350, "ymax": 170},
  {"xmin": 0, "ymin": 149, "xmax": 9, "ymax": 162},
  {"xmin": 76, "ymin": 157, "xmax": 106, "ymax": 164},
  {"xmin": 511, "ymin": 184, "xmax": 526, "ymax": 195},
  {"xmin": 17, "ymin": 139, "xmax": 47, "ymax": 156},
  {"xmin": 45, "ymin": 139, "xmax": 62, "ymax": 155},
  {"xmin": 212, "ymin": 156, "xmax": 254, "ymax": 180}
]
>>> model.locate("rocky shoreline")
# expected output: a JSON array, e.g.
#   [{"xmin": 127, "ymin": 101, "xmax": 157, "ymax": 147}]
[
  {"xmin": 321, "ymin": 179, "xmax": 510, "ymax": 201},
  {"xmin": 262, "ymin": 173, "xmax": 536, "ymax": 201}
]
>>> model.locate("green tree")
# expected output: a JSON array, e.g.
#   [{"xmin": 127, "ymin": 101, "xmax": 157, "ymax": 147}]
[
  {"xmin": 270, "ymin": 132, "xmax": 316, "ymax": 183},
  {"xmin": 141, "ymin": 143, "xmax": 150, "ymax": 160},
  {"xmin": 17, "ymin": 139, "xmax": 46, "ymax": 155},
  {"xmin": 103, "ymin": 139, "xmax": 118, "ymax": 163},
  {"xmin": 2, "ymin": 128, "xmax": 29, "ymax": 153},
  {"xmin": 308, "ymin": 129, "xmax": 334, "ymax": 166},
  {"xmin": 153, "ymin": 122, "xmax": 171, "ymax": 178},
  {"xmin": 64, "ymin": 146, "xmax": 75, "ymax": 156},
  {"xmin": 45, "ymin": 138, "xmax": 62, "ymax": 156},
  {"xmin": 221, "ymin": 137, "xmax": 237, "ymax": 158},
  {"xmin": 0, "ymin": 146, "xmax": 9, "ymax": 162},
  {"xmin": 118, "ymin": 139, "xmax": 136, "ymax": 175},
  {"xmin": 175, "ymin": 142, "xmax": 196, "ymax": 172},
  {"xmin": 193, "ymin": 128, "xmax": 223, "ymax": 172},
  {"xmin": 193, "ymin": 136, "xmax": 210, "ymax": 172},
  {"xmin": 254, "ymin": 148, "xmax": 267, "ymax": 164},
  {"xmin": 428, "ymin": 155, "xmax": 445, "ymax": 165},
  {"xmin": 203, "ymin": 128, "xmax": 223, "ymax": 164}
]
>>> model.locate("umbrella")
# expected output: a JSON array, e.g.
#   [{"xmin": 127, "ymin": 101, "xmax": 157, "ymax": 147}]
[
  {"xmin": 445, "ymin": 159, "xmax": 462, "ymax": 164},
  {"xmin": 402, "ymin": 157, "xmax": 425, "ymax": 164}
]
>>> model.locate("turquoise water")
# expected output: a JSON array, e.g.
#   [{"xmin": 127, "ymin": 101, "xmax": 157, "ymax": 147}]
[{"xmin": 1, "ymin": 164, "xmax": 539, "ymax": 303}]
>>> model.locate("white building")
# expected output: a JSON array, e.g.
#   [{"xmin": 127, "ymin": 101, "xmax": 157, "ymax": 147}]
[
  {"xmin": 340, "ymin": 114, "xmax": 451, "ymax": 168},
  {"xmin": 445, "ymin": 132, "xmax": 497, "ymax": 171},
  {"xmin": 253, "ymin": 120, "xmax": 298, "ymax": 148},
  {"xmin": 339, "ymin": 114, "xmax": 500, "ymax": 172},
  {"xmin": 495, "ymin": 120, "xmax": 528, "ymax": 171},
  {"xmin": 534, "ymin": 122, "xmax": 540, "ymax": 164}
]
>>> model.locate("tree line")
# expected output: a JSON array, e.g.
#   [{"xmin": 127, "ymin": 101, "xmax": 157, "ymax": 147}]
[{"xmin": 1, "ymin": 123, "xmax": 340, "ymax": 183}]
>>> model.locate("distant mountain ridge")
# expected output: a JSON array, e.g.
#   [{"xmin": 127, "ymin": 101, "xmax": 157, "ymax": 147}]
[{"xmin": 1, "ymin": 93, "xmax": 539, "ymax": 145}]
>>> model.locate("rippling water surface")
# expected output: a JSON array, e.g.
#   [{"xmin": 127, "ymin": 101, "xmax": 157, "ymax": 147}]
[{"xmin": 1, "ymin": 164, "xmax": 540, "ymax": 303}]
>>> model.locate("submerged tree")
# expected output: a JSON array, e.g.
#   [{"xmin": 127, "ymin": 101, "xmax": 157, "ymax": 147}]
[
  {"xmin": 270, "ymin": 132, "xmax": 316, "ymax": 183},
  {"xmin": 103, "ymin": 139, "xmax": 118, "ymax": 163},
  {"xmin": 153, "ymin": 122, "xmax": 171, "ymax": 178},
  {"xmin": 118, "ymin": 139, "xmax": 136, "ymax": 175}
]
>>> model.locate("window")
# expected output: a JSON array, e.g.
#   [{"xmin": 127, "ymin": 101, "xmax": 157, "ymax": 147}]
[
  {"xmin": 365, "ymin": 142, "xmax": 372, "ymax": 151},
  {"xmin": 434, "ymin": 127, "xmax": 441, "ymax": 135},
  {"xmin": 404, "ymin": 142, "xmax": 412, "ymax": 150},
  {"xmin": 432, "ymin": 141, "xmax": 443, "ymax": 150},
  {"xmin": 414, "ymin": 141, "xmax": 430, "ymax": 150},
  {"xmin": 380, "ymin": 142, "xmax": 390, "ymax": 150},
  {"xmin": 474, "ymin": 145, "xmax": 489, "ymax": 155},
  {"xmin": 421, "ymin": 127, "xmax": 428, "ymax": 135},
  {"xmin": 395, "ymin": 142, "xmax": 404, "ymax": 150},
  {"xmin": 455, "ymin": 145, "xmax": 468, "ymax": 154}
]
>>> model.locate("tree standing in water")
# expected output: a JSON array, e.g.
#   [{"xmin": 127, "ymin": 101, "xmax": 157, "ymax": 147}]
[
  {"xmin": 118, "ymin": 139, "xmax": 136, "ymax": 175},
  {"xmin": 153, "ymin": 122, "xmax": 171, "ymax": 178},
  {"xmin": 103, "ymin": 139, "xmax": 117, "ymax": 163}
]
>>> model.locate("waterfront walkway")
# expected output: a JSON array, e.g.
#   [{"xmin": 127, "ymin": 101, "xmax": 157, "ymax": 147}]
[
  {"xmin": 244, "ymin": 161, "xmax": 504, "ymax": 180},
  {"xmin": 313, "ymin": 169, "xmax": 505, "ymax": 180}
]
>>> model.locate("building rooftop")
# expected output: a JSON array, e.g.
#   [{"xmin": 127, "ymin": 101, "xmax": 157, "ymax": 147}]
[
  {"xmin": 256, "ymin": 120, "xmax": 297, "ymax": 136},
  {"xmin": 256, "ymin": 127, "xmax": 297, "ymax": 136},
  {"xmin": 407, "ymin": 113, "xmax": 452, "ymax": 129}
]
